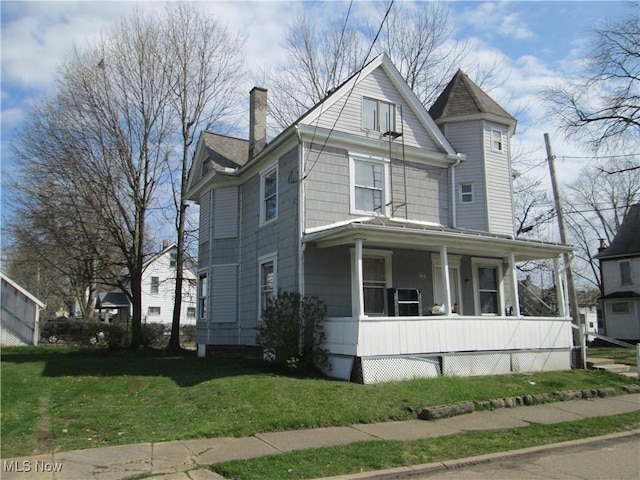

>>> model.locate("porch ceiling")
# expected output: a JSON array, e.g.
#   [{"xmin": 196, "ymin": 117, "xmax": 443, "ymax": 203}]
[{"xmin": 302, "ymin": 219, "xmax": 573, "ymax": 262}]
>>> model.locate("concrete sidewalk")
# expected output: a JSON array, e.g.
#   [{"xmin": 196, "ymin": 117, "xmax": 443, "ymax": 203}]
[{"xmin": 2, "ymin": 393, "xmax": 639, "ymax": 480}]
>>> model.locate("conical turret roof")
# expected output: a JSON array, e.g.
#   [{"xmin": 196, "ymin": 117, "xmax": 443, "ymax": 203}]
[{"xmin": 429, "ymin": 69, "xmax": 516, "ymax": 127}]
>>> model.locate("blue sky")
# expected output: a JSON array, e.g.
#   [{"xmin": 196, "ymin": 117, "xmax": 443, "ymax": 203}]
[{"xmin": 0, "ymin": 1, "xmax": 634, "ymax": 228}]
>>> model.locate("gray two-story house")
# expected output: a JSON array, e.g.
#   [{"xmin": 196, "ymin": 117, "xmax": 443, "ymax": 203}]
[
  {"xmin": 594, "ymin": 203, "xmax": 640, "ymax": 342},
  {"xmin": 186, "ymin": 54, "xmax": 574, "ymax": 383}
]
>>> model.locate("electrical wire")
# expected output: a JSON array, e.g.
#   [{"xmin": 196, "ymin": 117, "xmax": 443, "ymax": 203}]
[{"xmin": 301, "ymin": 0, "xmax": 395, "ymax": 181}]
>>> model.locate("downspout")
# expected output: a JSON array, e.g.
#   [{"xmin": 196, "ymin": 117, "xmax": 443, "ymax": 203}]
[
  {"xmin": 296, "ymin": 126, "xmax": 305, "ymax": 296},
  {"xmin": 450, "ymin": 154, "xmax": 463, "ymax": 228}
]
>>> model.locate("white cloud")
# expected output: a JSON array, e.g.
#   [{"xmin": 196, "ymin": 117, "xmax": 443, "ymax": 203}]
[{"xmin": 456, "ymin": 1, "xmax": 534, "ymax": 41}]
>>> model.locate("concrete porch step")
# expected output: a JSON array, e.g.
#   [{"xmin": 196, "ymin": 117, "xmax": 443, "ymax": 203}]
[
  {"xmin": 586, "ymin": 357, "xmax": 616, "ymax": 368},
  {"xmin": 590, "ymin": 363, "xmax": 631, "ymax": 373},
  {"xmin": 587, "ymin": 356, "xmax": 635, "ymax": 374}
]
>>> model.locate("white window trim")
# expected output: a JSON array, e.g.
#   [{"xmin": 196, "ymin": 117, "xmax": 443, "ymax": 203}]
[
  {"xmin": 611, "ymin": 301, "xmax": 630, "ymax": 314},
  {"xmin": 459, "ymin": 183, "xmax": 474, "ymax": 204},
  {"xmin": 258, "ymin": 252, "xmax": 278, "ymax": 318},
  {"xmin": 491, "ymin": 129, "xmax": 503, "ymax": 152},
  {"xmin": 198, "ymin": 272, "xmax": 208, "ymax": 321},
  {"xmin": 362, "ymin": 97, "xmax": 396, "ymax": 133},
  {"xmin": 148, "ymin": 306, "xmax": 161, "ymax": 315},
  {"xmin": 431, "ymin": 253, "xmax": 462, "ymax": 313},
  {"xmin": 619, "ymin": 260, "xmax": 632, "ymax": 286},
  {"xmin": 350, "ymin": 248, "xmax": 393, "ymax": 317},
  {"xmin": 471, "ymin": 258, "xmax": 505, "ymax": 316},
  {"xmin": 349, "ymin": 154, "xmax": 391, "ymax": 217},
  {"xmin": 259, "ymin": 164, "xmax": 278, "ymax": 225}
]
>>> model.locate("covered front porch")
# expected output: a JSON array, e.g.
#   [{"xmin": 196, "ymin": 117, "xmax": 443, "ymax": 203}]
[{"xmin": 302, "ymin": 219, "xmax": 575, "ymax": 382}]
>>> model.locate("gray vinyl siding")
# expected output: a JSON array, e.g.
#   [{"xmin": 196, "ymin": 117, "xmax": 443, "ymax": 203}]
[
  {"xmin": 305, "ymin": 67, "xmax": 440, "ymax": 152},
  {"xmin": 304, "ymin": 245, "xmax": 352, "ymax": 317},
  {"xmin": 443, "ymin": 122, "xmax": 488, "ymax": 232},
  {"xmin": 213, "ymin": 186, "xmax": 238, "ymax": 239},
  {"xmin": 304, "ymin": 144, "xmax": 351, "ymax": 230},
  {"xmin": 199, "ymin": 190, "xmax": 211, "ymax": 244},
  {"xmin": 236, "ymin": 147, "xmax": 300, "ymax": 345},
  {"xmin": 211, "ymin": 264, "xmax": 238, "ymax": 323},
  {"xmin": 483, "ymin": 123, "xmax": 515, "ymax": 236},
  {"xmin": 391, "ymin": 159, "xmax": 449, "ymax": 224},
  {"xmin": 304, "ymin": 144, "xmax": 450, "ymax": 230}
]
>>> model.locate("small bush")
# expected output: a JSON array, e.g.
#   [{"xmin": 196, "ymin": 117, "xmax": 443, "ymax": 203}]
[
  {"xmin": 40, "ymin": 319, "xmax": 103, "ymax": 345},
  {"xmin": 180, "ymin": 325, "xmax": 196, "ymax": 344},
  {"xmin": 256, "ymin": 291, "xmax": 328, "ymax": 373},
  {"xmin": 101, "ymin": 324, "xmax": 130, "ymax": 350},
  {"xmin": 141, "ymin": 323, "xmax": 167, "ymax": 348}
]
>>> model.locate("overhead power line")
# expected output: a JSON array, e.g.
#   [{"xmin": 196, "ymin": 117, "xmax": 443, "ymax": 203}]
[{"xmin": 302, "ymin": 0, "xmax": 395, "ymax": 181}]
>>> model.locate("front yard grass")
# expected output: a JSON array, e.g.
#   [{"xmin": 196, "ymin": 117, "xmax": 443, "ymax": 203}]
[
  {"xmin": 2, "ymin": 346, "xmax": 639, "ymax": 459},
  {"xmin": 212, "ymin": 412, "xmax": 640, "ymax": 480}
]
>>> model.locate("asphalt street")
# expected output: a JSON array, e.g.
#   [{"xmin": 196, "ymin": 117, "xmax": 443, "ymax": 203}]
[{"xmin": 409, "ymin": 433, "xmax": 640, "ymax": 480}]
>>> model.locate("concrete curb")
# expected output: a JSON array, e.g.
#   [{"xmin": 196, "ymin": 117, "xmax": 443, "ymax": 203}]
[{"xmin": 312, "ymin": 430, "xmax": 640, "ymax": 480}]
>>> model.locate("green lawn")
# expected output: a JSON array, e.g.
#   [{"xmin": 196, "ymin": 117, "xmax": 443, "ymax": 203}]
[
  {"xmin": 2, "ymin": 346, "xmax": 639, "ymax": 459},
  {"xmin": 212, "ymin": 412, "xmax": 640, "ymax": 480}
]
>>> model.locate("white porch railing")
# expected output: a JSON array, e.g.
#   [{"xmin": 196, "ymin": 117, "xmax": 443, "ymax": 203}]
[{"xmin": 323, "ymin": 315, "xmax": 573, "ymax": 357}]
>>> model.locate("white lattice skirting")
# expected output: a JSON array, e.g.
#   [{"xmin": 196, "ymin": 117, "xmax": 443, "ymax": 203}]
[{"xmin": 326, "ymin": 349, "xmax": 571, "ymax": 383}]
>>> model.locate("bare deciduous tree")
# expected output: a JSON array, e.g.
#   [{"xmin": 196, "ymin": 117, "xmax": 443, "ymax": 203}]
[
  {"xmin": 563, "ymin": 156, "xmax": 640, "ymax": 290},
  {"xmin": 161, "ymin": 2, "xmax": 245, "ymax": 352},
  {"xmin": 11, "ymin": 9, "xmax": 175, "ymax": 347},
  {"xmin": 544, "ymin": 2, "xmax": 640, "ymax": 151},
  {"xmin": 259, "ymin": 2, "xmax": 471, "ymax": 131}
]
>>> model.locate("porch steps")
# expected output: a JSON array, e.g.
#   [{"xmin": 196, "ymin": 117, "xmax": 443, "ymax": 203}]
[{"xmin": 587, "ymin": 356, "xmax": 633, "ymax": 375}]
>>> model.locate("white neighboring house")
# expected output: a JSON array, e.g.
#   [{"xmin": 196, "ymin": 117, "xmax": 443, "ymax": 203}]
[
  {"xmin": 141, "ymin": 242, "xmax": 198, "ymax": 327},
  {"xmin": 1, "ymin": 273, "xmax": 45, "ymax": 346}
]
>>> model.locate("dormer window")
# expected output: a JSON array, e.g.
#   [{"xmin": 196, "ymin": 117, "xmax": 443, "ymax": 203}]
[{"xmin": 363, "ymin": 97, "xmax": 395, "ymax": 133}]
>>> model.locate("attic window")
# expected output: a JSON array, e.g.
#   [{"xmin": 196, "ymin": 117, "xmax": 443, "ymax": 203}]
[
  {"xmin": 492, "ymin": 129, "xmax": 503, "ymax": 152},
  {"xmin": 363, "ymin": 98, "xmax": 395, "ymax": 133}
]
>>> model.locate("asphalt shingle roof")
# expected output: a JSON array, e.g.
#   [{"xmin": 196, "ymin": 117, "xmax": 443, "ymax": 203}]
[
  {"xmin": 594, "ymin": 203, "xmax": 640, "ymax": 259},
  {"xmin": 429, "ymin": 69, "xmax": 516, "ymax": 122},
  {"xmin": 201, "ymin": 132, "xmax": 250, "ymax": 170}
]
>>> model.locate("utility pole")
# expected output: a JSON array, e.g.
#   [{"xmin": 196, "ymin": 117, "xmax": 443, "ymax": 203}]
[{"xmin": 544, "ymin": 133, "xmax": 584, "ymax": 368}]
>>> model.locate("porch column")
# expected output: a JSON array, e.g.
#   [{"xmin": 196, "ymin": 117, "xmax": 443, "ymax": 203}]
[
  {"xmin": 554, "ymin": 255, "xmax": 567, "ymax": 317},
  {"xmin": 439, "ymin": 245, "xmax": 452, "ymax": 315},
  {"xmin": 508, "ymin": 252, "xmax": 521, "ymax": 316},
  {"xmin": 354, "ymin": 238, "xmax": 365, "ymax": 318}
]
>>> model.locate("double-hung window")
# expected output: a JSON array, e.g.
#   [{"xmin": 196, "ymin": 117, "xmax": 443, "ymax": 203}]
[
  {"xmin": 260, "ymin": 166, "xmax": 278, "ymax": 224},
  {"xmin": 620, "ymin": 261, "xmax": 632, "ymax": 285},
  {"xmin": 150, "ymin": 276, "xmax": 159, "ymax": 294},
  {"xmin": 198, "ymin": 274, "xmax": 207, "ymax": 320},
  {"xmin": 259, "ymin": 253, "xmax": 277, "ymax": 315},
  {"xmin": 460, "ymin": 183, "xmax": 473, "ymax": 203},
  {"xmin": 363, "ymin": 257, "xmax": 387, "ymax": 315},
  {"xmin": 363, "ymin": 97, "xmax": 396, "ymax": 133},
  {"xmin": 472, "ymin": 258, "xmax": 503, "ymax": 315},
  {"xmin": 492, "ymin": 129, "xmax": 503, "ymax": 151},
  {"xmin": 352, "ymin": 157, "xmax": 388, "ymax": 215}
]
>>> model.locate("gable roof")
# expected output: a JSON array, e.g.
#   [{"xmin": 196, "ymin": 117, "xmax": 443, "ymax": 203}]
[
  {"xmin": 594, "ymin": 203, "xmax": 640, "ymax": 260},
  {"xmin": 429, "ymin": 69, "xmax": 516, "ymax": 131},
  {"xmin": 299, "ymin": 53, "xmax": 459, "ymax": 157},
  {"xmin": 201, "ymin": 132, "xmax": 250, "ymax": 171},
  {"xmin": 187, "ymin": 53, "xmax": 466, "ymax": 200},
  {"xmin": 0, "ymin": 273, "xmax": 46, "ymax": 308}
]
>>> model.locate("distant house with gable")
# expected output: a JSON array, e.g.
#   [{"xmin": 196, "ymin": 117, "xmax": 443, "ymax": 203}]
[
  {"xmin": 1, "ymin": 273, "xmax": 45, "ymax": 346},
  {"xmin": 594, "ymin": 203, "xmax": 640, "ymax": 342}
]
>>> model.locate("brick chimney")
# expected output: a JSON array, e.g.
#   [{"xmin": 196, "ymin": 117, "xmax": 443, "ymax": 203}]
[
  {"xmin": 598, "ymin": 238, "xmax": 607, "ymax": 253},
  {"xmin": 249, "ymin": 87, "xmax": 267, "ymax": 160}
]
